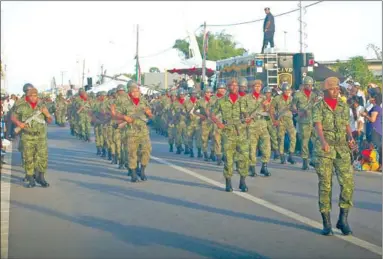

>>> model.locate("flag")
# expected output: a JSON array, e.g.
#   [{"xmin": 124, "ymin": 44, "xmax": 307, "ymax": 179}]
[{"xmin": 135, "ymin": 55, "xmax": 141, "ymax": 85}]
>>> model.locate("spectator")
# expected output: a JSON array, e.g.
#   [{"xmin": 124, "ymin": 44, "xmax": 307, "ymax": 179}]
[
  {"xmin": 353, "ymin": 82, "xmax": 366, "ymax": 106},
  {"xmin": 360, "ymin": 141, "xmax": 380, "ymax": 171},
  {"xmin": 349, "ymin": 96, "xmax": 365, "ymax": 152},
  {"xmin": 361, "ymin": 92, "xmax": 382, "ymax": 169}
]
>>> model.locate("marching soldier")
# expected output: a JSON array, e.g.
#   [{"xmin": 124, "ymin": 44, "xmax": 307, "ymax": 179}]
[
  {"xmin": 185, "ymin": 88, "xmax": 201, "ymax": 158},
  {"xmin": 211, "ymin": 78, "xmax": 249, "ymax": 192},
  {"xmin": 116, "ymin": 82, "xmax": 153, "ymax": 182},
  {"xmin": 55, "ymin": 93, "xmax": 67, "ymax": 126},
  {"xmin": 292, "ymin": 76, "xmax": 318, "ymax": 170},
  {"xmin": 167, "ymin": 91, "xmax": 178, "ymax": 152},
  {"xmin": 243, "ymin": 80, "xmax": 271, "ymax": 177},
  {"xmin": 11, "ymin": 88, "xmax": 53, "ymax": 188},
  {"xmin": 312, "ymin": 77, "xmax": 355, "ymax": 236},
  {"xmin": 270, "ymin": 83, "xmax": 296, "ymax": 164},
  {"xmin": 91, "ymin": 91, "xmax": 108, "ymax": 156},
  {"xmin": 263, "ymin": 86, "xmax": 279, "ymax": 159},
  {"xmin": 209, "ymin": 83, "xmax": 227, "ymax": 165},
  {"xmin": 174, "ymin": 89, "xmax": 188, "ymax": 154},
  {"xmin": 238, "ymin": 77, "xmax": 248, "ymax": 97},
  {"xmin": 194, "ymin": 87, "xmax": 214, "ymax": 160},
  {"xmin": 74, "ymin": 89, "xmax": 92, "ymax": 141}
]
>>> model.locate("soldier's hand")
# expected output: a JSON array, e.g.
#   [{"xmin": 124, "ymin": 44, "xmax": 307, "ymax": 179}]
[
  {"xmin": 273, "ymin": 120, "xmax": 279, "ymax": 126},
  {"xmin": 19, "ymin": 123, "xmax": 28, "ymax": 129},
  {"xmin": 348, "ymin": 138, "xmax": 356, "ymax": 150},
  {"xmin": 217, "ymin": 122, "xmax": 225, "ymax": 129},
  {"xmin": 124, "ymin": 116, "xmax": 134, "ymax": 123},
  {"xmin": 321, "ymin": 141, "xmax": 330, "ymax": 152},
  {"xmin": 245, "ymin": 118, "xmax": 252, "ymax": 124}
]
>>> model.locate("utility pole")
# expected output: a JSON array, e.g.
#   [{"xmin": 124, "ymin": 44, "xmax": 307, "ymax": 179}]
[
  {"xmin": 81, "ymin": 59, "xmax": 85, "ymax": 88},
  {"xmin": 299, "ymin": 1, "xmax": 303, "ymax": 53},
  {"xmin": 135, "ymin": 24, "xmax": 140, "ymax": 84},
  {"xmin": 60, "ymin": 71, "xmax": 66, "ymax": 86},
  {"xmin": 201, "ymin": 21, "xmax": 207, "ymax": 89},
  {"xmin": 100, "ymin": 64, "xmax": 104, "ymax": 84}
]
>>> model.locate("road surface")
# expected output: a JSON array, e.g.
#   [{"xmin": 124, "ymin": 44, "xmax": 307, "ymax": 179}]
[{"xmin": 1, "ymin": 124, "xmax": 382, "ymax": 259}]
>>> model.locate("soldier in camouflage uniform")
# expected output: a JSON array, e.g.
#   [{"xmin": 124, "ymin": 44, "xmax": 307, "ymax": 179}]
[
  {"xmin": 166, "ymin": 92, "xmax": 178, "ymax": 152},
  {"xmin": 263, "ymin": 86, "xmax": 279, "ymax": 159},
  {"xmin": 91, "ymin": 91, "xmax": 108, "ymax": 156},
  {"xmin": 270, "ymin": 83, "xmax": 296, "ymax": 164},
  {"xmin": 11, "ymin": 88, "xmax": 53, "ymax": 188},
  {"xmin": 74, "ymin": 89, "xmax": 92, "ymax": 141},
  {"xmin": 173, "ymin": 89, "xmax": 188, "ymax": 154},
  {"xmin": 312, "ymin": 77, "xmax": 355, "ymax": 236},
  {"xmin": 209, "ymin": 83, "xmax": 227, "ymax": 165},
  {"xmin": 242, "ymin": 80, "xmax": 271, "ymax": 177},
  {"xmin": 160, "ymin": 89, "xmax": 171, "ymax": 137},
  {"xmin": 55, "ymin": 93, "xmax": 67, "ymax": 126},
  {"xmin": 185, "ymin": 88, "xmax": 201, "ymax": 158},
  {"xmin": 104, "ymin": 90, "xmax": 115, "ymax": 160},
  {"xmin": 292, "ymin": 76, "xmax": 318, "ymax": 170},
  {"xmin": 194, "ymin": 87, "xmax": 214, "ymax": 160},
  {"xmin": 116, "ymin": 83, "xmax": 153, "ymax": 182},
  {"xmin": 211, "ymin": 78, "xmax": 249, "ymax": 192}
]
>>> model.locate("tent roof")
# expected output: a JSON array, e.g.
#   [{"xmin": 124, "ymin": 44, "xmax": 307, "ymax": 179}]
[{"xmin": 314, "ymin": 63, "xmax": 346, "ymax": 82}]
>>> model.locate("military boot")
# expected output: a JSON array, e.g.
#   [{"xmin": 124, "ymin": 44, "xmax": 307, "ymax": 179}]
[
  {"xmin": 169, "ymin": 144, "xmax": 174, "ymax": 152},
  {"xmin": 176, "ymin": 146, "xmax": 182, "ymax": 154},
  {"xmin": 118, "ymin": 162, "xmax": 124, "ymax": 169},
  {"xmin": 309, "ymin": 160, "xmax": 316, "ymax": 168},
  {"xmin": 130, "ymin": 169, "xmax": 139, "ymax": 183},
  {"xmin": 249, "ymin": 165, "xmax": 256, "ymax": 177},
  {"xmin": 273, "ymin": 150, "xmax": 280, "ymax": 160},
  {"xmin": 136, "ymin": 161, "xmax": 141, "ymax": 175},
  {"xmin": 203, "ymin": 152, "xmax": 209, "ymax": 161},
  {"xmin": 210, "ymin": 151, "xmax": 216, "ymax": 162},
  {"xmin": 239, "ymin": 176, "xmax": 248, "ymax": 192},
  {"xmin": 216, "ymin": 155, "xmax": 223, "ymax": 166},
  {"xmin": 225, "ymin": 178, "xmax": 233, "ymax": 192},
  {"xmin": 108, "ymin": 150, "xmax": 112, "ymax": 160},
  {"xmin": 140, "ymin": 165, "xmax": 147, "ymax": 181},
  {"xmin": 70, "ymin": 128, "xmax": 75, "ymax": 136},
  {"xmin": 336, "ymin": 208, "xmax": 353, "ymax": 235},
  {"xmin": 25, "ymin": 175, "xmax": 36, "ymax": 188},
  {"xmin": 180, "ymin": 146, "xmax": 185, "ymax": 152},
  {"xmin": 96, "ymin": 147, "xmax": 101, "ymax": 156},
  {"xmin": 127, "ymin": 169, "xmax": 132, "ymax": 177},
  {"xmin": 280, "ymin": 154, "xmax": 286, "ymax": 164},
  {"xmin": 184, "ymin": 146, "xmax": 190, "ymax": 155},
  {"xmin": 35, "ymin": 172, "xmax": 50, "ymax": 188},
  {"xmin": 287, "ymin": 153, "xmax": 296, "ymax": 164},
  {"xmin": 260, "ymin": 163, "xmax": 271, "ymax": 177},
  {"xmin": 302, "ymin": 159, "xmax": 309, "ymax": 170},
  {"xmin": 101, "ymin": 148, "xmax": 106, "ymax": 158},
  {"xmin": 197, "ymin": 148, "xmax": 203, "ymax": 158},
  {"xmin": 321, "ymin": 212, "xmax": 334, "ymax": 236},
  {"xmin": 110, "ymin": 154, "xmax": 115, "ymax": 164},
  {"xmin": 222, "ymin": 154, "xmax": 226, "ymax": 162},
  {"xmin": 113, "ymin": 155, "xmax": 118, "ymax": 165},
  {"xmin": 189, "ymin": 149, "xmax": 195, "ymax": 158}
]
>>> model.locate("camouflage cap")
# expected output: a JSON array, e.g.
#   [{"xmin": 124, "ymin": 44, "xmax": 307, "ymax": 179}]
[
  {"xmin": 323, "ymin": 77, "xmax": 340, "ymax": 91},
  {"xmin": 78, "ymin": 88, "xmax": 85, "ymax": 94},
  {"xmin": 27, "ymin": 88, "xmax": 38, "ymax": 96},
  {"xmin": 23, "ymin": 83, "xmax": 34, "ymax": 93},
  {"xmin": 99, "ymin": 91, "xmax": 107, "ymax": 96},
  {"xmin": 281, "ymin": 82, "xmax": 291, "ymax": 91},
  {"xmin": 303, "ymin": 76, "xmax": 314, "ymax": 85},
  {"xmin": 239, "ymin": 77, "xmax": 248, "ymax": 87},
  {"xmin": 217, "ymin": 82, "xmax": 226, "ymax": 89},
  {"xmin": 127, "ymin": 80, "xmax": 137, "ymax": 88},
  {"xmin": 204, "ymin": 87, "xmax": 213, "ymax": 93},
  {"xmin": 263, "ymin": 86, "xmax": 272, "ymax": 93},
  {"xmin": 116, "ymin": 84, "xmax": 126, "ymax": 92},
  {"xmin": 250, "ymin": 79, "xmax": 263, "ymax": 87},
  {"xmin": 128, "ymin": 82, "xmax": 139, "ymax": 92}
]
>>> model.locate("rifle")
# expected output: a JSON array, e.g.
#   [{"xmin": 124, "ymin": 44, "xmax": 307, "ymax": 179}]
[
  {"xmin": 77, "ymin": 103, "xmax": 91, "ymax": 114},
  {"xmin": 275, "ymin": 105, "xmax": 293, "ymax": 120},
  {"xmin": 14, "ymin": 110, "xmax": 46, "ymax": 134},
  {"xmin": 113, "ymin": 110, "xmax": 149, "ymax": 129}
]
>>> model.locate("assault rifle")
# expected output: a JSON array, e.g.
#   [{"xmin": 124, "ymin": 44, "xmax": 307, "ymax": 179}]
[
  {"xmin": 14, "ymin": 110, "xmax": 45, "ymax": 134},
  {"xmin": 113, "ymin": 110, "xmax": 149, "ymax": 129}
]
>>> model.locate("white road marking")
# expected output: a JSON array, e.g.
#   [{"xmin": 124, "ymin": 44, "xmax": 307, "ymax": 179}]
[
  {"xmin": 1, "ymin": 143, "xmax": 12, "ymax": 259},
  {"xmin": 151, "ymin": 155, "xmax": 382, "ymax": 256}
]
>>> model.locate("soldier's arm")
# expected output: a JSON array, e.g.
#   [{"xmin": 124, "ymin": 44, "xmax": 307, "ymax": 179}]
[
  {"xmin": 291, "ymin": 94, "xmax": 299, "ymax": 113},
  {"xmin": 312, "ymin": 103, "xmax": 329, "ymax": 152},
  {"xmin": 210, "ymin": 101, "xmax": 222, "ymax": 125},
  {"xmin": 11, "ymin": 105, "xmax": 27, "ymax": 129},
  {"xmin": 144, "ymin": 100, "xmax": 153, "ymax": 118},
  {"xmin": 40, "ymin": 104, "xmax": 53, "ymax": 124},
  {"xmin": 270, "ymin": 98, "xmax": 278, "ymax": 125}
]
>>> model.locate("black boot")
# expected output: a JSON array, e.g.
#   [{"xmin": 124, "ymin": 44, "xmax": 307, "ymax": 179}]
[
  {"xmin": 336, "ymin": 208, "xmax": 353, "ymax": 235},
  {"xmin": 197, "ymin": 148, "xmax": 203, "ymax": 158},
  {"xmin": 108, "ymin": 150, "xmax": 112, "ymax": 161},
  {"xmin": 140, "ymin": 165, "xmax": 147, "ymax": 181},
  {"xmin": 127, "ymin": 169, "xmax": 132, "ymax": 176},
  {"xmin": 131, "ymin": 169, "xmax": 139, "ymax": 183},
  {"xmin": 216, "ymin": 155, "xmax": 223, "ymax": 166},
  {"xmin": 176, "ymin": 146, "xmax": 182, "ymax": 154},
  {"xmin": 239, "ymin": 176, "xmax": 248, "ymax": 192},
  {"xmin": 302, "ymin": 159, "xmax": 309, "ymax": 170},
  {"xmin": 273, "ymin": 150, "xmax": 280, "ymax": 160},
  {"xmin": 280, "ymin": 154, "xmax": 286, "ymax": 164},
  {"xmin": 110, "ymin": 154, "xmax": 115, "ymax": 164},
  {"xmin": 210, "ymin": 151, "xmax": 216, "ymax": 162},
  {"xmin": 70, "ymin": 128, "xmax": 75, "ymax": 136},
  {"xmin": 225, "ymin": 178, "xmax": 233, "ymax": 192},
  {"xmin": 321, "ymin": 212, "xmax": 334, "ymax": 236},
  {"xmin": 25, "ymin": 175, "xmax": 36, "ymax": 188},
  {"xmin": 96, "ymin": 147, "xmax": 101, "ymax": 156},
  {"xmin": 113, "ymin": 155, "xmax": 118, "ymax": 165},
  {"xmin": 118, "ymin": 162, "xmax": 124, "ymax": 169},
  {"xmin": 189, "ymin": 149, "xmax": 195, "ymax": 158},
  {"xmin": 180, "ymin": 146, "xmax": 185, "ymax": 152},
  {"xmin": 169, "ymin": 144, "xmax": 174, "ymax": 152},
  {"xmin": 309, "ymin": 160, "xmax": 316, "ymax": 168},
  {"xmin": 222, "ymin": 154, "xmax": 226, "ymax": 162},
  {"xmin": 203, "ymin": 152, "xmax": 209, "ymax": 161},
  {"xmin": 35, "ymin": 172, "xmax": 50, "ymax": 188},
  {"xmin": 249, "ymin": 165, "xmax": 256, "ymax": 177},
  {"xmin": 260, "ymin": 163, "xmax": 271, "ymax": 177},
  {"xmin": 101, "ymin": 148, "xmax": 106, "ymax": 158},
  {"xmin": 184, "ymin": 146, "xmax": 190, "ymax": 155},
  {"xmin": 287, "ymin": 153, "xmax": 296, "ymax": 164}
]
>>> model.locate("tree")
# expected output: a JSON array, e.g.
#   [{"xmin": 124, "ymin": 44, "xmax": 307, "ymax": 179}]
[
  {"xmin": 149, "ymin": 67, "xmax": 161, "ymax": 73},
  {"xmin": 332, "ymin": 56, "xmax": 380, "ymax": 89},
  {"xmin": 173, "ymin": 31, "xmax": 247, "ymax": 61}
]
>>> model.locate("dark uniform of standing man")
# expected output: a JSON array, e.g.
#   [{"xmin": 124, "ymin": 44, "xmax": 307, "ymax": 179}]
[
  {"xmin": 313, "ymin": 77, "xmax": 355, "ymax": 236},
  {"xmin": 261, "ymin": 7, "xmax": 275, "ymax": 54}
]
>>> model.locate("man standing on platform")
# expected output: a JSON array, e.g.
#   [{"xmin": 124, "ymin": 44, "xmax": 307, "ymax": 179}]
[{"xmin": 261, "ymin": 7, "xmax": 275, "ymax": 54}]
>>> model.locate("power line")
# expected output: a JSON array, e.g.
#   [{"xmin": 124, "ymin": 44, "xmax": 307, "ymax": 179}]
[{"xmin": 206, "ymin": 1, "xmax": 324, "ymax": 27}]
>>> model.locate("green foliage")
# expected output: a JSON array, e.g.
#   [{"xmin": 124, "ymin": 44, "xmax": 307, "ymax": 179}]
[
  {"xmin": 149, "ymin": 67, "xmax": 161, "ymax": 73},
  {"xmin": 173, "ymin": 31, "xmax": 247, "ymax": 61},
  {"xmin": 332, "ymin": 56, "xmax": 380, "ymax": 89}
]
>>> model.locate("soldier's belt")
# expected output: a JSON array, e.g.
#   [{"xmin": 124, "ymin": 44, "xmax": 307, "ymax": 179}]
[{"xmin": 23, "ymin": 131, "xmax": 41, "ymax": 136}]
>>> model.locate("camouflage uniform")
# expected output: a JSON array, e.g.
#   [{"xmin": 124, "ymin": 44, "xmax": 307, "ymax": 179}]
[
  {"xmin": 184, "ymin": 89, "xmax": 201, "ymax": 157},
  {"xmin": 172, "ymin": 89, "xmax": 188, "ymax": 154},
  {"xmin": 262, "ymin": 87, "xmax": 279, "ymax": 158},
  {"xmin": 113, "ymin": 85, "xmax": 128, "ymax": 167},
  {"xmin": 166, "ymin": 92, "xmax": 177, "ymax": 151},
  {"xmin": 73, "ymin": 89, "xmax": 92, "ymax": 141},
  {"xmin": 55, "ymin": 94, "xmax": 67, "ymax": 126},
  {"xmin": 313, "ymin": 77, "xmax": 354, "ymax": 236},
  {"xmin": 209, "ymin": 85, "xmax": 226, "ymax": 164}
]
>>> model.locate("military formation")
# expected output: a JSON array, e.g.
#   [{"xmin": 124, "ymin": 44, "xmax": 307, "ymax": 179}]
[{"xmin": 10, "ymin": 75, "xmax": 356, "ymax": 237}]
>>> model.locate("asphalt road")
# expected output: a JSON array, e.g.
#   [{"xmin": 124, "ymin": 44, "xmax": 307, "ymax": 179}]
[{"xmin": 2, "ymin": 124, "xmax": 382, "ymax": 259}]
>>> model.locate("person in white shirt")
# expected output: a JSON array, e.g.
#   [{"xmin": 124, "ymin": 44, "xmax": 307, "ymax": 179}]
[
  {"xmin": 353, "ymin": 82, "xmax": 366, "ymax": 106},
  {"xmin": 349, "ymin": 96, "xmax": 365, "ymax": 151}
]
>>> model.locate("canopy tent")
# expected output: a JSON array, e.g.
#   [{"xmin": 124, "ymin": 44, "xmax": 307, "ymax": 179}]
[
  {"xmin": 167, "ymin": 67, "xmax": 215, "ymax": 77},
  {"xmin": 88, "ymin": 77, "xmax": 159, "ymax": 95},
  {"xmin": 314, "ymin": 63, "xmax": 346, "ymax": 82}
]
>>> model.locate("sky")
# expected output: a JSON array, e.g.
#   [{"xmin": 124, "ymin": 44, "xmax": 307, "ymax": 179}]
[{"xmin": 1, "ymin": 1, "xmax": 382, "ymax": 94}]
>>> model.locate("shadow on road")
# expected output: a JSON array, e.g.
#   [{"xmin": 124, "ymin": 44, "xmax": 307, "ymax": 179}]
[
  {"xmin": 61, "ymin": 178, "xmax": 320, "ymax": 235},
  {"xmin": 277, "ymin": 190, "xmax": 382, "ymax": 213},
  {"xmin": 11, "ymin": 200, "xmax": 268, "ymax": 259}
]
